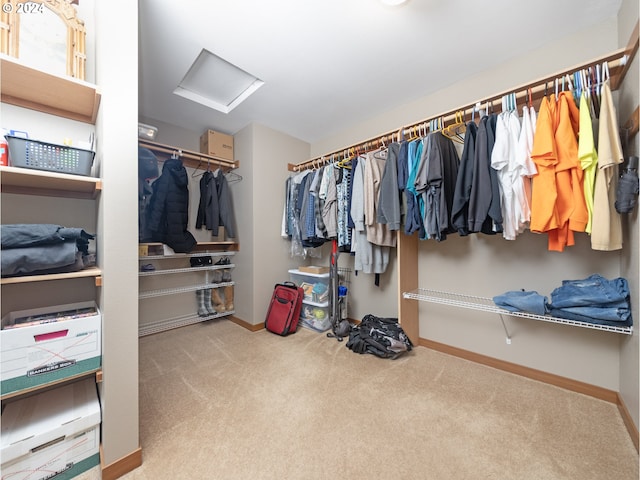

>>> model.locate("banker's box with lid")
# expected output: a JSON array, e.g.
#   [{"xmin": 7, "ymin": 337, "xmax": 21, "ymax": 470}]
[
  {"xmin": 289, "ymin": 269, "xmax": 331, "ymax": 331},
  {"xmin": 0, "ymin": 378, "xmax": 101, "ymax": 480},
  {"xmin": 0, "ymin": 301, "xmax": 102, "ymax": 396}
]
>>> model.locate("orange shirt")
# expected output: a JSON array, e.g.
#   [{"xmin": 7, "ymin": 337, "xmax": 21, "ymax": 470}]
[
  {"xmin": 547, "ymin": 91, "xmax": 587, "ymax": 252},
  {"xmin": 530, "ymin": 96, "xmax": 559, "ymax": 233}
]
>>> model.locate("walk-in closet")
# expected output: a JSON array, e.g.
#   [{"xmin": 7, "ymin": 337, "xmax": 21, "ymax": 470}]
[{"xmin": 0, "ymin": 1, "xmax": 638, "ymax": 479}]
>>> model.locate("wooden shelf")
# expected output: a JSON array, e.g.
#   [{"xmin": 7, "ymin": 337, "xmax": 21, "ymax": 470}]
[
  {"xmin": 0, "ymin": 166, "xmax": 101, "ymax": 199},
  {"xmin": 1, "ymin": 267, "xmax": 102, "ymax": 285},
  {"xmin": 0, "ymin": 55, "xmax": 101, "ymax": 124},
  {"xmin": 138, "ymin": 139, "xmax": 239, "ymax": 171},
  {"xmin": 140, "ymin": 241, "xmax": 239, "ymax": 254}
]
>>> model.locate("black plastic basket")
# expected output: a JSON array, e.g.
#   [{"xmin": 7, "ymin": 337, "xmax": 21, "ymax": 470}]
[{"xmin": 5, "ymin": 135, "xmax": 95, "ymax": 176}]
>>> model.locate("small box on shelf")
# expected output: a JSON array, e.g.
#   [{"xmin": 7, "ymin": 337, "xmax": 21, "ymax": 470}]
[
  {"xmin": 0, "ymin": 301, "xmax": 101, "ymax": 396},
  {"xmin": 199, "ymin": 129, "xmax": 234, "ymax": 161},
  {"xmin": 298, "ymin": 265, "xmax": 330, "ymax": 274},
  {"xmin": 1, "ymin": 378, "xmax": 101, "ymax": 479}
]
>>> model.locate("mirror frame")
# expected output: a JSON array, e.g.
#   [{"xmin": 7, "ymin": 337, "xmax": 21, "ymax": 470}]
[{"xmin": 0, "ymin": 0, "xmax": 86, "ymax": 80}]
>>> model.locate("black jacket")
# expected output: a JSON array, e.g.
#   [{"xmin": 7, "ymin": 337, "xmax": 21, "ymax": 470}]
[
  {"xmin": 147, "ymin": 158, "xmax": 197, "ymax": 253},
  {"xmin": 195, "ymin": 170, "xmax": 236, "ymax": 238}
]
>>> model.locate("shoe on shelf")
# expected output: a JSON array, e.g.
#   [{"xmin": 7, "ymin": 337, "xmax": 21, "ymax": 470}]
[
  {"xmin": 215, "ymin": 257, "xmax": 231, "ymax": 265},
  {"xmin": 140, "ymin": 264, "xmax": 156, "ymax": 272}
]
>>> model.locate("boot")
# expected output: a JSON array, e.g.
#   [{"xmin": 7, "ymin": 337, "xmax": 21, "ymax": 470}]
[
  {"xmin": 196, "ymin": 289, "xmax": 209, "ymax": 317},
  {"xmin": 210, "ymin": 287, "xmax": 226, "ymax": 313},
  {"xmin": 223, "ymin": 285, "xmax": 234, "ymax": 312},
  {"xmin": 203, "ymin": 288, "xmax": 216, "ymax": 316},
  {"xmin": 221, "ymin": 268, "xmax": 232, "ymax": 283}
]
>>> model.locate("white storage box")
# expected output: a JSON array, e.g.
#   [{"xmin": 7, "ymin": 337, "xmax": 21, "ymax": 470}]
[
  {"xmin": 1, "ymin": 301, "xmax": 101, "ymax": 396},
  {"xmin": 1, "ymin": 378, "xmax": 101, "ymax": 479}
]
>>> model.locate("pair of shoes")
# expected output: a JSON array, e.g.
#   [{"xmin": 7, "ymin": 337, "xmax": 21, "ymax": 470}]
[
  {"xmin": 140, "ymin": 264, "xmax": 155, "ymax": 272},
  {"xmin": 215, "ymin": 257, "xmax": 231, "ymax": 265},
  {"xmin": 211, "ymin": 287, "xmax": 226, "ymax": 313},
  {"xmin": 190, "ymin": 256, "xmax": 212, "ymax": 267}
]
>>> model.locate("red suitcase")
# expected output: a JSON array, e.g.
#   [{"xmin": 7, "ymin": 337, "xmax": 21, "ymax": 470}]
[{"xmin": 265, "ymin": 281, "xmax": 303, "ymax": 335}]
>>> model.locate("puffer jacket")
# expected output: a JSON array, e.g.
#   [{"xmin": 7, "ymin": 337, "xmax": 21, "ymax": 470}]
[{"xmin": 146, "ymin": 158, "xmax": 197, "ymax": 253}]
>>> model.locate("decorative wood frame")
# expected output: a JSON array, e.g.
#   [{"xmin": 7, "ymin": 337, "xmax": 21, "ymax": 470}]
[{"xmin": 0, "ymin": 0, "xmax": 86, "ymax": 79}]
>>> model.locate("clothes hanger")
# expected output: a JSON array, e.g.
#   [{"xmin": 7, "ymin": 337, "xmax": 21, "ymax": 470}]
[{"xmin": 442, "ymin": 110, "xmax": 466, "ymax": 143}]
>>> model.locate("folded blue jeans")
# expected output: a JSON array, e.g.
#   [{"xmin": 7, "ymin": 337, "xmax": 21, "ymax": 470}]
[
  {"xmin": 493, "ymin": 290, "xmax": 548, "ymax": 316},
  {"xmin": 549, "ymin": 274, "xmax": 629, "ymax": 308},
  {"xmin": 548, "ymin": 274, "xmax": 632, "ymax": 326}
]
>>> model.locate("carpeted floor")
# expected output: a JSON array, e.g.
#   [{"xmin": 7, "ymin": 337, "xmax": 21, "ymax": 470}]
[{"xmin": 89, "ymin": 320, "xmax": 638, "ymax": 479}]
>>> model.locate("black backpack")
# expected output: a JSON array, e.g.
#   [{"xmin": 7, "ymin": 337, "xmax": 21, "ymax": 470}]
[{"xmin": 346, "ymin": 314, "xmax": 413, "ymax": 359}]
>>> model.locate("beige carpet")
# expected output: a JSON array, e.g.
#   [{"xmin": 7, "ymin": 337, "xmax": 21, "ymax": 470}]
[{"xmin": 103, "ymin": 320, "xmax": 637, "ymax": 479}]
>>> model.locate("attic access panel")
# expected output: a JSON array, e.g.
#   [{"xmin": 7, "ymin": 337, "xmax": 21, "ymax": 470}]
[{"xmin": 173, "ymin": 49, "xmax": 264, "ymax": 114}]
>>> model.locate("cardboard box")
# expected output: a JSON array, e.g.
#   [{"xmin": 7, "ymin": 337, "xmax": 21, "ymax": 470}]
[
  {"xmin": 200, "ymin": 129, "xmax": 234, "ymax": 161},
  {"xmin": 1, "ymin": 301, "xmax": 102, "ymax": 396},
  {"xmin": 298, "ymin": 265, "xmax": 330, "ymax": 275},
  {"xmin": 1, "ymin": 378, "xmax": 101, "ymax": 480}
]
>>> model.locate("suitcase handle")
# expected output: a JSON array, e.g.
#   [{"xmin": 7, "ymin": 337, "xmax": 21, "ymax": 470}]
[{"xmin": 279, "ymin": 281, "xmax": 298, "ymax": 288}]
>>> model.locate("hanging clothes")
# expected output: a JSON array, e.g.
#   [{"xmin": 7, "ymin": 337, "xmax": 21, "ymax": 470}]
[
  {"xmin": 351, "ymin": 155, "xmax": 390, "ymax": 278},
  {"xmin": 364, "ymin": 150, "xmax": 396, "ymax": 248},
  {"xmin": 321, "ymin": 166, "xmax": 338, "ymax": 240},
  {"xmin": 195, "ymin": 168, "xmax": 237, "ymax": 239},
  {"xmin": 416, "ymin": 131, "xmax": 460, "ymax": 241},
  {"xmin": 451, "ymin": 121, "xmax": 478, "ymax": 236},
  {"xmin": 336, "ymin": 164, "xmax": 352, "ymax": 251},
  {"xmin": 578, "ymin": 91, "xmax": 598, "ymax": 234},
  {"xmin": 591, "ymin": 79, "xmax": 624, "ymax": 251},
  {"xmin": 377, "ymin": 142, "xmax": 402, "ymax": 231},
  {"xmin": 404, "ymin": 139, "xmax": 425, "ymax": 236},
  {"xmin": 468, "ymin": 114, "xmax": 502, "ymax": 234},
  {"xmin": 546, "ymin": 91, "xmax": 586, "ymax": 252},
  {"xmin": 491, "ymin": 109, "xmax": 521, "ymax": 240},
  {"xmin": 513, "ymin": 104, "xmax": 537, "ymax": 235},
  {"xmin": 146, "ymin": 158, "xmax": 197, "ymax": 253},
  {"xmin": 530, "ymin": 96, "xmax": 560, "ymax": 235}
]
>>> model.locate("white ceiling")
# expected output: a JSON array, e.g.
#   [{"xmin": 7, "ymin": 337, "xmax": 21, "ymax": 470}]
[{"xmin": 138, "ymin": 0, "xmax": 622, "ymax": 144}]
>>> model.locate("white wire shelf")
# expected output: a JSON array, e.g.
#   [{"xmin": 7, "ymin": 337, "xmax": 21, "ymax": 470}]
[
  {"xmin": 403, "ymin": 288, "xmax": 633, "ymax": 336},
  {"xmin": 139, "ymin": 281, "xmax": 235, "ymax": 299},
  {"xmin": 138, "ymin": 264, "xmax": 235, "ymax": 277},
  {"xmin": 138, "ymin": 310, "xmax": 235, "ymax": 337}
]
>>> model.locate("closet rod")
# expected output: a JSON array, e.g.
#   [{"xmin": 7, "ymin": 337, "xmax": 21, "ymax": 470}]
[
  {"xmin": 139, "ymin": 139, "xmax": 239, "ymax": 171},
  {"xmin": 289, "ymin": 43, "xmax": 637, "ymax": 173}
]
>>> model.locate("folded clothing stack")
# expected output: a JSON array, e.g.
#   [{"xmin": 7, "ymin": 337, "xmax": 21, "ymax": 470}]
[
  {"xmin": 1, "ymin": 224, "xmax": 96, "ymax": 277},
  {"xmin": 493, "ymin": 274, "xmax": 632, "ymax": 327}
]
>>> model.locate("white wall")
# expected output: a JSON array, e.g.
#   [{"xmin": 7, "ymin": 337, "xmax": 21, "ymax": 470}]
[
  {"xmin": 307, "ymin": 17, "xmax": 632, "ymax": 391},
  {"xmin": 248, "ymin": 124, "xmax": 310, "ymax": 324},
  {"xmin": 95, "ymin": 0, "xmax": 140, "ymax": 467},
  {"xmin": 616, "ymin": 0, "xmax": 639, "ymax": 431}
]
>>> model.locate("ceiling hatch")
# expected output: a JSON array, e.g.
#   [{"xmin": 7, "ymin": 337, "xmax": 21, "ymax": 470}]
[{"xmin": 173, "ymin": 49, "xmax": 264, "ymax": 114}]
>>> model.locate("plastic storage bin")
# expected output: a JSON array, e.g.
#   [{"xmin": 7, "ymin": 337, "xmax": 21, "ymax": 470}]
[
  {"xmin": 289, "ymin": 269, "xmax": 331, "ymax": 331},
  {"xmin": 5, "ymin": 135, "xmax": 95, "ymax": 176}
]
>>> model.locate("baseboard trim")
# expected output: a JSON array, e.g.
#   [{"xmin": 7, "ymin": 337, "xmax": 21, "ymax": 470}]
[
  {"xmin": 616, "ymin": 392, "xmax": 640, "ymax": 452},
  {"xmin": 230, "ymin": 315, "xmax": 264, "ymax": 332},
  {"xmin": 100, "ymin": 446, "xmax": 142, "ymax": 480},
  {"xmin": 419, "ymin": 338, "xmax": 619, "ymax": 402},
  {"xmin": 419, "ymin": 338, "xmax": 639, "ymax": 451}
]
